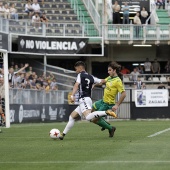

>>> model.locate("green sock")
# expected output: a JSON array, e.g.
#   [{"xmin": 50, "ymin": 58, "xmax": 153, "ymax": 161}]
[{"xmin": 96, "ymin": 117, "xmax": 112, "ymax": 130}]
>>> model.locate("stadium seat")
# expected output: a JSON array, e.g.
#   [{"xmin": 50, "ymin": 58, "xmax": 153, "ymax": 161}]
[
  {"xmin": 52, "ymin": 4, "xmax": 57, "ymax": 8},
  {"xmin": 53, "ymin": 10, "xmax": 59, "ymax": 14},
  {"xmin": 15, "ymin": 3, "xmax": 22, "ymax": 7},
  {"xmin": 148, "ymin": 77, "xmax": 152, "ymax": 81},
  {"xmin": 140, "ymin": 77, "xmax": 145, "ymax": 81},
  {"xmin": 55, "ymin": 29, "xmax": 60, "ymax": 34},
  {"xmin": 153, "ymin": 77, "xmax": 160, "ymax": 81},
  {"xmin": 29, "ymin": 28, "xmax": 36, "ymax": 33},
  {"xmin": 123, "ymin": 77, "xmax": 130, "ymax": 82},
  {"xmin": 43, "ymin": 4, "xmax": 51, "ymax": 8},
  {"xmin": 147, "ymin": 30, "xmax": 156, "ymax": 35},
  {"xmin": 123, "ymin": 30, "xmax": 130, "ymax": 35},
  {"xmin": 160, "ymin": 77, "xmax": 167, "ymax": 82},
  {"xmin": 46, "ymin": 29, "xmax": 53, "ymax": 33}
]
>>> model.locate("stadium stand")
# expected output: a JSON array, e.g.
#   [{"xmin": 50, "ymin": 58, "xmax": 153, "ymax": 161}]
[
  {"xmin": 156, "ymin": 9, "xmax": 170, "ymax": 24},
  {"xmin": 5, "ymin": 0, "xmax": 98, "ymax": 36}
]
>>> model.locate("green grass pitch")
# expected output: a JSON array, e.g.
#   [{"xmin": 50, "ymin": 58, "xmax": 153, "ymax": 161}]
[{"xmin": 0, "ymin": 120, "xmax": 170, "ymax": 170}]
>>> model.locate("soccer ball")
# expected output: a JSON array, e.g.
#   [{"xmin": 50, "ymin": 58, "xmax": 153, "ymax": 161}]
[{"xmin": 49, "ymin": 129, "xmax": 60, "ymax": 139}]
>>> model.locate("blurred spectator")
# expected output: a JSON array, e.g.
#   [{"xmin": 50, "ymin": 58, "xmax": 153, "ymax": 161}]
[
  {"xmin": 44, "ymin": 80, "xmax": 50, "ymax": 92},
  {"xmin": 49, "ymin": 72, "xmax": 54, "ymax": 80},
  {"xmin": 156, "ymin": 0, "xmax": 165, "ymax": 9},
  {"xmin": 10, "ymin": 3, "xmax": 18, "ymax": 21},
  {"xmin": 30, "ymin": 78, "xmax": 37, "ymax": 89},
  {"xmin": 122, "ymin": 2, "xmax": 129, "ymax": 24},
  {"xmin": 25, "ymin": 1, "xmax": 34, "ymax": 17},
  {"xmin": 121, "ymin": 66, "xmax": 130, "ymax": 75},
  {"xmin": 165, "ymin": 59, "xmax": 170, "ymax": 73},
  {"xmin": 0, "ymin": 2, "xmax": 5, "ymax": 18},
  {"xmin": 29, "ymin": 72, "xmax": 36, "ymax": 80},
  {"xmin": 130, "ymin": 67, "xmax": 140, "ymax": 81},
  {"xmin": 28, "ymin": 66, "xmax": 33, "ymax": 74},
  {"xmin": 22, "ymin": 73, "xmax": 31, "ymax": 89},
  {"xmin": 139, "ymin": 65, "xmax": 144, "ymax": 74},
  {"xmin": 134, "ymin": 77, "xmax": 145, "ymax": 89},
  {"xmin": 152, "ymin": 58, "xmax": 160, "ymax": 74},
  {"xmin": 4, "ymin": 4, "xmax": 10, "ymax": 19},
  {"xmin": 14, "ymin": 64, "xmax": 19, "ymax": 72},
  {"xmin": 32, "ymin": 12, "xmax": 41, "ymax": 29},
  {"xmin": 36, "ymin": 83, "xmax": 42, "ymax": 90},
  {"xmin": 144, "ymin": 58, "xmax": 152, "ymax": 80},
  {"xmin": 36, "ymin": 76, "xmax": 43, "ymax": 88},
  {"xmin": 17, "ymin": 73, "xmax": 25, "ymax": 88},
  {"xmin": 140, "ymin": 7, "xmax": 148, "ymax": 24},
  {"xmin": 20, "ymin": 63, "xmax": 26, "ymax": 73},
  {"xmin": 157, "ymin": 82, "xmax": 166, "ymax": 89},
  {"xmin": 50, "ymin": 78, "xmax": 58, "ymax": 90},
  {"xmin": 133, "ymin": 12, "xmax": 141, "ymax": 38},
  {"xmin": 9, "ymin": 63, "xmax": 29, "ymax": 88},
  {"xmin": 10, "ymin": 61, "xmax": 15, "ymax": 68},
  {"xmin": 112, "ymin": 1, "xmax": 120, "ymax": 24},
  {"xmin": 40, "ymin": 13, "xmax": 49, "ymax": 27},
  {"xmin": 32, "ymin": 0, "xmax": 41, "ymax": 15}
]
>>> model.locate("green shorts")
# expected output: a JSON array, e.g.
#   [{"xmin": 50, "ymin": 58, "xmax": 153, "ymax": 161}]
[{"xmin": 92, "ymin": 99, "xmax": 115, "ymax": 111}]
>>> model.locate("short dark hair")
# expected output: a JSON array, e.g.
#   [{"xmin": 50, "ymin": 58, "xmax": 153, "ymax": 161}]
[{"xmin": 74, "ymin": 61, "xmax": 86, "ymax": 67}]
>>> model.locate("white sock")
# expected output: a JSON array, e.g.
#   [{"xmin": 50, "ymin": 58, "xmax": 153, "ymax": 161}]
[
  {"xmin": 63, "ymin": 115, "xmax": 75, "ymax": 135},
  {"xmin": 86, "ymin": 111, "xmax": 106, "ymax": 121}
]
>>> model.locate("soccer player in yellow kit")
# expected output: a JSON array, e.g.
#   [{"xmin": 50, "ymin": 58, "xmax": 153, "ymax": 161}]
[
  {"xmin": 59, "ymin": 61, "xmax": 126, "ymax": 139},
  {"xmin": 91, "ymin": 61, "xmax": 126, "ymax": 137}
]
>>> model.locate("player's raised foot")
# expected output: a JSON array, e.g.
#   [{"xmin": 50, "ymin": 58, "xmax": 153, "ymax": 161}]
[
  {"xmin": 59, "ymin": 133, "xmax": 65, "ymax": 140},
  {"xmin": 105, "ymin": 110, "xmax": 117, "ymax": 118},
  {"xmin": 109, "ymin": 126, "xmax": 116, "ymax": 138}
]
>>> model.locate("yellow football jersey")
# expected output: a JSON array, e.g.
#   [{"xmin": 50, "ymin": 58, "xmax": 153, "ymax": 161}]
[{"xmin": 103, "ymin": 76, "xmax": 125, "ymax": 104}]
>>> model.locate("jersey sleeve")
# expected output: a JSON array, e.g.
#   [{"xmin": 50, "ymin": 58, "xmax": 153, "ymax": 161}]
[
  {"xmin": 93, "ymin": 76, "xmax": 102, "ymax": 84},
  {"xmin": 104, "ymin": 76, "xmax": 110, "ymax": 82},
  {"xmin": 116, "ymin": 79, "xmax": 125, "ymax": 93},
  {"xmin": 76, "ymin": 74, "xmax": 81, "ymax": 83}
]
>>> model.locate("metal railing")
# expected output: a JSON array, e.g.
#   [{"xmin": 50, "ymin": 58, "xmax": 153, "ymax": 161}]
[
  {"xmin": 0, "ymin": 17, "xmax": 101, "ymax": 37},
  {"xmin": 1, "ymin": 18, "xmax": 170, "ymax": 41},
  {"xmin": 9, "ymin": 87, "xmax": 104, "ymax": 105},
  {"xmin": 147, "ymin": 2, "xmax": 159, "ymax": 25},
  {"xmin": 83, "ymin": 0, "xmax": 100, "ymax": 31},
  {"xmin": 123, "ymin": 74, "xmax": 170, "ymax": 90},
  {"xmin": 105, "ymin": 24, "xmax": 170, "ymax": 41},
  {"xmin": 9, "ymin": 89, "xmax": 66, "ymax": 104},
  {"xmin": 9, "ymin": 88, "xmax": 130, "ymax": 119}
]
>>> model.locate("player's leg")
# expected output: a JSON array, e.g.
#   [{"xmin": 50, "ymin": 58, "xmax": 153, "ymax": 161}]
[
  {"xmin": 86, "ymin": 100, "xmax": 117, "ymax": 138},
  {"xmin": 92, "ymin": 100, "xmax": 112, "ymax": 131},
  {"xmin": 86, "ymin": 110, "xmax": 117, "ymax": 120},
  {"xmin": 81, "ymin": 98, "xmax": 116, "ymax": 137},
  {"xmin": 59, "ymin": 106, "xmax": 81, "ymax": 140}
]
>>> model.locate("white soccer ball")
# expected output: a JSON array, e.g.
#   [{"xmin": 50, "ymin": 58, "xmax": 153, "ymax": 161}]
[{"xmin": 49, "ymin": 129, "xmax": 60, "ymax": 139}]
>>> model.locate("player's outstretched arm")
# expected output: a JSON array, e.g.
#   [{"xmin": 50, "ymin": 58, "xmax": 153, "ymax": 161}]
[{"xmin": 112, "ymin": 91, "xmax": 126, "ymax": 112}]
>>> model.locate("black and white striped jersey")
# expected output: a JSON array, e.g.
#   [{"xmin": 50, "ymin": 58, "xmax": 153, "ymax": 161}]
[{"xmin": 76, "ymin": 71, "xmax": 101, "ymax": 99}]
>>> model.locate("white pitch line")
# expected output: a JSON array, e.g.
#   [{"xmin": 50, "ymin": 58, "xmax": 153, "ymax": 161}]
[
  {"xmin": 148, "ymin": 128, "xmax": 170, "ymax": 138},
  {"xmin": 0, "ymin": 161, "xmax": 170, "ymax": 164}
]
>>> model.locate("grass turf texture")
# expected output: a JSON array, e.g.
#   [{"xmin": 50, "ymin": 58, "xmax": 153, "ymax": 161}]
[{"xmin": 0, "ymin": 120, "xmax": 170, "ymax": 170}]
